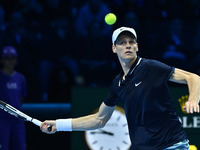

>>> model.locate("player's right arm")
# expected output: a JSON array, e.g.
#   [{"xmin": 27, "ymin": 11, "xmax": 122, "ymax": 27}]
[{"xmin": 40, "ymin": 102, "xmax": 115, "ymax": 134}]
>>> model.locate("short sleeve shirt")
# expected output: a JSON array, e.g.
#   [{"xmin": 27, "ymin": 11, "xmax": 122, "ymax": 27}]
[
  {"xmin": 104, "ymin": 57, "xmax": 187, "ymax": 150},
  {"xmin": 0, "ymin": 71, "xmax": 27, "ymax": 111}
]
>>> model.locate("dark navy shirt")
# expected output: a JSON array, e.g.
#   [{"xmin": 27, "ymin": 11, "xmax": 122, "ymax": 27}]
[
  {"xmin": 0, "ymin": 71, "xmax": 27, "ymax": 119},
  {"xmin": 104, "ymin": 56, "xmax": 187, "ymax": 150}
]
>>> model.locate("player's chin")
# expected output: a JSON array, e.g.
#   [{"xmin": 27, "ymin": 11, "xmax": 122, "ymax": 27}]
[{"xmin": 122, "ymin": 55, "xmax": 135, "ymax": 60}]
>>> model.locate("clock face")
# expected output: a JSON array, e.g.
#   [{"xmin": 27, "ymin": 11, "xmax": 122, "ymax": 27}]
[{"xmin": 85, "ymin": 108, "xmax": 131, "ymax": 150}]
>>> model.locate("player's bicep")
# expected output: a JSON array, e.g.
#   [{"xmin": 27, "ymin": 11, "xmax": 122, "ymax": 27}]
[
  {"xmin": 97, "ymin": 102, "xmax": 115, "ymax": 124},
  {"xmin": 169, "ymin": 68, "xmax": 191, "ymax": 84}
]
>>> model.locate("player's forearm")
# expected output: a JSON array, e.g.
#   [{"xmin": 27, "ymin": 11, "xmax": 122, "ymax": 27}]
[
  {"xmin": 186, "ymin": 74, "xmax": 200, "ymax": 103},
  {"xmin": 72, "ymin": 113, "xmax": 106, "ymax": 131}
]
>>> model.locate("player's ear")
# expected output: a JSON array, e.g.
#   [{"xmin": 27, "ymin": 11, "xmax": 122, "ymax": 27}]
[
  {"xmin": 112, "ymin": 45, "xmax": 117, "ymax": 53},
  {"xmin": 136, "ymin": 43, "xmax": 139, "ymax": 52}
]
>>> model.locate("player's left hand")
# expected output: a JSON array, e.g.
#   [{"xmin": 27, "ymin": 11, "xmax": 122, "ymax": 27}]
[
  {"xmin": 183, "ymin": 101, "xmax": 200, "ymax": 114},
  {"xmin": 40, "ymin": 120, "xmax": 57, "ymax": 134}
]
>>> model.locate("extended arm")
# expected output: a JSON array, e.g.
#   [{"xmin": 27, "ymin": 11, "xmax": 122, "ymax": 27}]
[
  {"xmin": 169, "ymin": 68, "xmax": 200, "ymax": 113},
  {"xmin": 41, "ymin": 102, "xmax": 115, "ymax": 134}
]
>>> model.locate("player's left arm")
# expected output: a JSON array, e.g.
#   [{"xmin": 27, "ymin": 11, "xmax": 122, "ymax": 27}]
[{"xmin": 169, "ymin": 68, "xmax": 200, "ymax": 113}]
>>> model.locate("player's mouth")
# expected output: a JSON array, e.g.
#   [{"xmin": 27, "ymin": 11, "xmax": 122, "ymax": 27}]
[{"xmin": 125, "ymin": 51, "xmax": 133, "ymax": 54}]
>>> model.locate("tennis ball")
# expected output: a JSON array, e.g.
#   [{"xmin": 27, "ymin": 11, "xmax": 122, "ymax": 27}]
[
  {"xmin": 189, "ymin": 145, "xmax": 197, "ymax": 150},
  {"xmin": 105, "ymin": 13, "xmax": 117, "ymax": 25}
]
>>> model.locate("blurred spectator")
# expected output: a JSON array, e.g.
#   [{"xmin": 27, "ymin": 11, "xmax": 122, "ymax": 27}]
[
  {"xmin": 2, "ymin": 11, "xmax": 27, "ymax": 46},
  {"xmin": 75, "ymin": 0, "xmax": 112, "ymax": 60},
  {"xmin": 0, "ymin": 0, "xmax": 200, "ymax": 94},
  {"xmin": 168, "ymin": 19, "xmax": 183, "ymax": 46},
  {"xmin": 38, "ymin": 17, "xmax": 79, "ymax": 102},
  {"xmin": 155, "ymin": 19, "xmax": 184, "ymax": 58},
  {"xmin": 162, "ymin": 44, "xmax": 186, "ymax": 68},
  {"xmin": 0, "ymin": 46, "xmax": 27, "ymax": 150}
]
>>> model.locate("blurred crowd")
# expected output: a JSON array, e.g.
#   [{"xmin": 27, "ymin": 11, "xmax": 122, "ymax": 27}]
[{"xmin": 0, "ymin": 0, "xmax": 200, "ymax": 102}]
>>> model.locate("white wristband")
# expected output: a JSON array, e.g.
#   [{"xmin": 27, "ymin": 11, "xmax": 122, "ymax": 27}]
[{"xmin": 56, "ymin": 119, "xmax": 72, "ymax": 131}]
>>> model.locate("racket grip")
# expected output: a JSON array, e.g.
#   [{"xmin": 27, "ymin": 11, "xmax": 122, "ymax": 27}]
[{"xmin": 47, "ymin": 125, "xmax": 52, "ymax": 132}]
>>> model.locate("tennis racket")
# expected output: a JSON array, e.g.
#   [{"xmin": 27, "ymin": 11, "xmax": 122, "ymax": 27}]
[{"xmin": 0, "ymin": 100, "xmax": 51, "ymax": 131}]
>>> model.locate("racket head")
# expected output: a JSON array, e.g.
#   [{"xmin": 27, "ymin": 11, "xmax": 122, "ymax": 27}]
[
  {"xmin": 0, "ymin": 100, "xmax": 27, "ymax": 121},
  {"xmin": 0, "ymin": 100, "xmax": 7, "ymax": 107}
]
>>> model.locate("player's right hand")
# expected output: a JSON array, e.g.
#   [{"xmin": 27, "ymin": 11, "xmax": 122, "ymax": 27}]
[{"xmin": 40, "ymin": 120, "xmax": 57, "ymax": 134}]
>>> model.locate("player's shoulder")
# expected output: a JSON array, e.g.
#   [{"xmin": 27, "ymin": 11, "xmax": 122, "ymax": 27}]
[
  {"xmin": 141, "ymin": 58, "xmax": 169, "ymax": 68},
  {"xmin": 142, "ymin": 58, "xmax": 162, "ymax": 64}
]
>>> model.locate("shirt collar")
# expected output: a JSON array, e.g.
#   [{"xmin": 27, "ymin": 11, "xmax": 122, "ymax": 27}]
[
  {"xmin": 118, "ymin": 56, "xmax": 142, "ymax": 86},
  {"xmin": 120, "ymin": 56, "xmax": 142, "ymax": 77}
]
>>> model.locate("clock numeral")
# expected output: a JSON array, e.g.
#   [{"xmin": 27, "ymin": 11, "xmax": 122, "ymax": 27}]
[
  {"xmin": 122, "ymin": 123, "xmax": 127, "ymax": 127},
  {"xmin": 117, "ymin": 116, "xmax": 121, "ymax": 121},
  {"xmin": 122, "ymin": 141, "xmax": 128, "ymax": 145},
  {"xmin": 92, "ymin": 140, "xmax": 98, "ymax": 145},
  {"xmin": 117, "ymin": 146, "xmax": 120, "ymax": 150},
  {"xmin": 124, "ymin": 132, "xmax": 129, "ymax": 135},
  {"xmin": 100, "ymin": 146, "xmax": 103, "ymax": 150}
]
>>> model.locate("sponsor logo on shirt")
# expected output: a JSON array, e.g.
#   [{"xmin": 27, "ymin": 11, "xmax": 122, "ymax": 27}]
[
  {"xmin": 6, "ymin": 82, "xmax": 17, "ymax": 89},
  {"xmin": 135, "ymin": 81, "xmax": 142, "ymax": 87}
]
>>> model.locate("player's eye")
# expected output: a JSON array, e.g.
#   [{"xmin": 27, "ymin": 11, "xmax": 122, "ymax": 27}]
[
  {"xmin": 119, "ymin": 41, "xmax": 126, "ymax": 45},
  {"xmin": 129, "ymin": 41, "xmax": 136, "ymax": 45}
]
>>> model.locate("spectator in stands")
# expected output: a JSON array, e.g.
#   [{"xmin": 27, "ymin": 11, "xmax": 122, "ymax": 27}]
[
  {"xmin": 162, "ymin": 44, "xmax": 186, "ymax": 69},
  {"xmin": 38, "ymin": 17, "xmax": 77, "ymax": 102},
  {"xmin": 2, "ymin": 11, "xmax": 27, "ymax": 46},
  {"xmin": 0, "ymin": 46, "xmax": 27, "ymax": 150}
]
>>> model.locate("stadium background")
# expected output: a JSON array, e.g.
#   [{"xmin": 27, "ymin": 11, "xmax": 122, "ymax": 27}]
[{"xmin": 0, "ymin": 0, "xmax": 200, "ymax": 149}]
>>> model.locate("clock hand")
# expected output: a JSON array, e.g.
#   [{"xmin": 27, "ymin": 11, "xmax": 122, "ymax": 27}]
[
  {"xmin": 99, "ymin": 129, "xmax": 114, "ymax": 136},
  {"xmin": 90, "ymin": 131, "xmax": 114, "ymax": 136},
  {"xmin": 90, "ymin": 130, "xmax": 114, "ymax": 136}
]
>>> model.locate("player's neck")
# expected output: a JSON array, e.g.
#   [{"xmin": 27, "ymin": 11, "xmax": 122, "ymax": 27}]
[
  {"xmin": 1, "ymin": 67, "xmax": 15, "ymax": 75},
  {"xmin": 120, "ymin": 56, "xmax": 137, "ymax": 77}
]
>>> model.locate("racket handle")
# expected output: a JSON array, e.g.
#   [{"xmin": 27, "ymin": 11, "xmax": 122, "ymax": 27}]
[{"xmin": 32, "ymin": 119, "xmax": 42, "ymax": 127}]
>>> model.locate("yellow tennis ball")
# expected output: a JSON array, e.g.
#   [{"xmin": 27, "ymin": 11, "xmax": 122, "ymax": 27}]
[
  {"xmin": 189, "ymin": 145, "xmax": 197, "ymax": 150},
  {"xmin": 105, "ymin": 13, "xmax": 117, "ymax": 25}
]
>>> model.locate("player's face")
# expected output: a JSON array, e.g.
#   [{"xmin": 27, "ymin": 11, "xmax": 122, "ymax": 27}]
[
  {"xmin": 1, "ymin": 56, "xmax": 17, "ymax": 69},
  {"xmin": 112, "ymin": 34, "xmax": 138, "ymax": 62}
]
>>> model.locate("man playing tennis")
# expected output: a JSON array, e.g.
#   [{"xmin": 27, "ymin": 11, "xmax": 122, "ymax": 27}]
[{"xmin": 41, "ymin": 27, "xmax": 200, "ymax": 150}]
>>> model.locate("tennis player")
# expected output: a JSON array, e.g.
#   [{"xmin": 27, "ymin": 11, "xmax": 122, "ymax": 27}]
[
  {"xmin": 0, "ymin": 46, "xmax": 27, "ymax": 150},
  {"xmin": 41, "ymin": 27, "xmax": 200, "ymax": 150}
]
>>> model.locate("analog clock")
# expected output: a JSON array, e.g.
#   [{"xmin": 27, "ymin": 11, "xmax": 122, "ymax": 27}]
[{"xmin": 85, "ymin": 107, "xmax": 131, "ymax": 150}]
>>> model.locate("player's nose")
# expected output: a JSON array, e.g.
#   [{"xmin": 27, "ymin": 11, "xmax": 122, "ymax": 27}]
[
  {"xmin": 126, "ymin": 45, "xmax": 131, "ymax": 49},
  {"xmin": 125, "ymin": 42, "xmax": 132, "ymax": 49}
]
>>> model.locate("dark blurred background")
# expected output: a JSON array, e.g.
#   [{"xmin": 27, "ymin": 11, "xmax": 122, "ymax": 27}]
[
  {"xmin": 1, "ymin": 0, "xmax": 200, "ymax": 102},
  {"xmin": 0, "ymin": 0, "xmax": 200, "ymax": 149}
]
